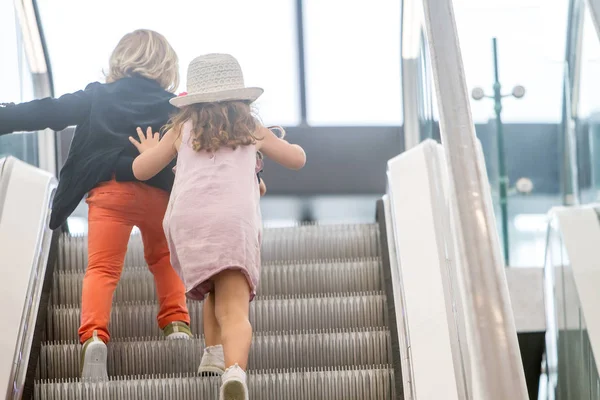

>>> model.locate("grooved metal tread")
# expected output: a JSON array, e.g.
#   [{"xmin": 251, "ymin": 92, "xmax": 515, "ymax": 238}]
[
  {"xmin": 46, "ymin": 293, "xmax": 388, "ymax": 342},
  {"xmin": 34, "ymin": 223, "xmax": 395, "ymax": 399},
  {"xmin": 35, "ymin": 366, "xmax": 396, "ymax": 400},
  {"xmin": 56, "ymin": 224, "xmax": 381, "ymax": 272},
  {"xmin": 51, "ymin": 258, "xmax": 382, "ymax": 305},
  {"xmin": 39, "ymin": 328, "xmax": 391, "ymax": 379}
]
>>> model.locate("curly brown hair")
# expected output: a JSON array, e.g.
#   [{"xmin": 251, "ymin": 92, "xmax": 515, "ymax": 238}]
[{"xmin": 166, "ymin": 101, "xmax": 259, "ymax": 152}]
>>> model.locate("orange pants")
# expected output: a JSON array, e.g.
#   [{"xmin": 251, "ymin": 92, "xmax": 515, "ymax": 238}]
[{"xmin": 78, "ymin": 179, "xmax": 190, "ymax": 344}]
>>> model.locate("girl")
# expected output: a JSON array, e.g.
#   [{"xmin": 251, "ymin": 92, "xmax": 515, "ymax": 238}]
[
  {"xmin": 129, "ymin": 53, "xmax": 306, "ymax": 400},
  {"xmin": 0, "ymin": 29, "xmax": 192, "ymax": 379}
]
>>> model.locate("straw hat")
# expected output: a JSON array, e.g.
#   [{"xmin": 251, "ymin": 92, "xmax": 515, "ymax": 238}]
[{"xmin": 170, "ymin": 53, "xmax": 263, "ymax": 107}]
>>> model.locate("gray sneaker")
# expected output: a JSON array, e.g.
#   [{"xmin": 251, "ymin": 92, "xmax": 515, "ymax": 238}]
[{"xmin": 80, "ymin": 331, "xmax": 108, "ymax": 380}]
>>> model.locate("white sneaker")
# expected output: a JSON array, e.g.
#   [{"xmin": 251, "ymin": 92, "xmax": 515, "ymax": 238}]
[
  {"xmin": 80, "ymin": 331, "xmax": 108, "ymax": 380},
  {"xmin": 220, "ymin": 364, "xmax": 249, "ymax": 400},
  {"xmin": 198, "ymin": 344, "xmax": 225, "ymax": 375}
]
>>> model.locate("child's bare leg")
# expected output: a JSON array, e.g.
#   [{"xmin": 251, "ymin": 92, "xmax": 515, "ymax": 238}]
[
  {"xmin": 203, "ymin": 292, "xmax": 221, "ymax": 346},
  {"xmin": 198, "ymin": 291, "xmax": 225, "ymax": 375},
  {"xmin": 213, "ymin": 269, "xmax": 252, "ymax": 370}
]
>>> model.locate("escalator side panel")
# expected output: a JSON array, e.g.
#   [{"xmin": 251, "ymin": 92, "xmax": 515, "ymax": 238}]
[
  {"xmin": 0, "ymin": 156, "xmax": 57, "ymax": 399},
  {"xmin": 23, "ymin": 229, "xmax": 59, "ymax": 400},
  {"xmin": 376, "ymin": 198, "xmax": 405, "ymax": 400}
]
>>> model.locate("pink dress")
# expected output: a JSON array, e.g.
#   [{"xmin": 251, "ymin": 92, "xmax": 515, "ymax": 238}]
[{"xmin": 163, "ymin": 121, "xmax": 262, "ymax": 301}]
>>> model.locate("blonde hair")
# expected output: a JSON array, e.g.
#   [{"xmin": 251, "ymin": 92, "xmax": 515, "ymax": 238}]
[
  {"xmin": 106, "ymin": 29, "xmax": 179, "ymax": 92},
  {"xmin": 166, "ymin": 101, "xmax": 259, "ymax": 153}
]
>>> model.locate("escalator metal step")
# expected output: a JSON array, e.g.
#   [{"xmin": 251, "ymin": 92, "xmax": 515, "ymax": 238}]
[
  {"xmin": 34, "ymin": 223, "xmax": 396, "ymax": 399},
  {"xmin": 46, "ymin": 293, "xmax": 387, "ymax": 342},
  {"xmin": 260, "ymin": 224, "xmax": 380, "ymax": 261},
  {"xmin": 35, "ymin": 367, "xmax": 396, "ymax": 400},
  {"xmin": 56, "ymin": 224, "xmax": 380, "ymax": 272},
  {"xmin": 51, "ymin": 258, "xmax": 382, "ymax": 305},
  {"xmin": 38, "ymin": 328, "xmax": 391, "ymax": 379}
]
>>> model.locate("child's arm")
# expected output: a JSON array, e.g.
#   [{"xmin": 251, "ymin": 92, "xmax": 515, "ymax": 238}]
[
  {"xmin": 256, "ymin": 126, "xmax": 306, "ymax": 170},
  {"xmin": 129, "ymin": 127, "xmax": 178, "ymax": 181},
  {"xmin": 0, "ymin": 84, "xmax": 96, "ymax": 135},
  {"xmin": 259, "ymin": 179, "xmax": 267, "ymax": 196}
]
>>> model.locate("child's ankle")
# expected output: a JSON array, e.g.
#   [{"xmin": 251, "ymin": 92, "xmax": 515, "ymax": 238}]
[
  {"xmin": 224, "ymin": 363, "xmax": 246, "ymax": 373},
  {"xmin": 206, "ymin": 344, "xmax": 224, "ymax": 353}
]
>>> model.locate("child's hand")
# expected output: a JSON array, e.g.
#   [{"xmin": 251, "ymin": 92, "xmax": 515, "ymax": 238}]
[
  {"xmin": 258, "ymin": 125, "xmax": 306, "ymax": 170},
  {"xmin": 259, "ymin": 179, "xmax": 267, "ymax": 196},
  {"xmin": 129, "ymin": 127, "xmax": 160, "ymax": 154}
]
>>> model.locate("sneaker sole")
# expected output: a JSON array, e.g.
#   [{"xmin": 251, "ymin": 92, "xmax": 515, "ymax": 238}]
[
  {"xmin": 166, "ymin": 332, "xmax": 191, "ymax": 340},
  {"xmin": 81, "ymin": 341, "xmax": 108, "ymax": 380},
  {"xmin": 222, "ymin": 380, "xmax": 247, "ymax": 400},
  {"xmin": 198, "ymin": 365, "xmax": 225, "ymax": 376}
]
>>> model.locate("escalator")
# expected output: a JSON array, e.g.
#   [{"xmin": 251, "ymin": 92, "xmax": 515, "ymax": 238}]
[
  {"xmin": 33, "ymin": 222, "xmax": 400, "ymax": 399},
  {"xmin": 5, "ymin": 0, "xmax": 531, "ymax": 396},
  {"xmin": 4, "ymin": 137, "xmax": 528, "ymax": 400}
]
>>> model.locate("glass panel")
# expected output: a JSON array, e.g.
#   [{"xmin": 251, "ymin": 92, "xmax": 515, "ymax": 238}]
[
  {"xmin": 451, "ymin": 0, "xmax": 570, "ymax": 266},
  {"xmin": 543, "ymin": 220, "xmax": 561, "ymax": 399},
  {"xmin": 544, "ymin": 215, "xmax": 600, "ymax": 399},
  {"xmin": 0, "ymin": 2, "xmax": 38, "ymax": 166},
  {"xmin": 36, "ymin": 0, "xmax": 300, "ymax": 126},
  {"xmin": 303, "ymin": 0, "xmax": 402, "ymax": 125},
  {"xmin": 0, "ymin": 4, "xmax": 22, "ymax": 102},
  {"xmin": 578, "ymin": 7, "xmax": 600, "ymax": 203},
  {"xmin": 454, "ymin": 0, "xmax": 568, "ymax": 123}
]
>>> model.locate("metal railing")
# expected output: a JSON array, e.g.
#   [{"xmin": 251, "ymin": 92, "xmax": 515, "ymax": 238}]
[
  {"xmin": 418, "ymin": 0, "xmax": 528, "ymax": 397},
  {"xmin": 13, "ymin": 0, "xmax": 56, "ymax": 176}
]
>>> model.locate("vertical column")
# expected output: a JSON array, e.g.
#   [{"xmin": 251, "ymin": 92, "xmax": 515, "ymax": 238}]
[
  {"xmin": 295, "ymin": 0, "xmax": 308, "ymax": 126},
  {"xmin": 401, "ymin": 0, "xmax": 423, "ymax": 151},
  {"xmin": 561, "ymin": 0, "xmax": 585, "ymax": 205},
  {"xmin": 33, "ymin": 75, "xmax": 56, "ymax": 176},
  {"xmin": 15, "ymin": 0, "xmax": 56, "ymax": 176}
]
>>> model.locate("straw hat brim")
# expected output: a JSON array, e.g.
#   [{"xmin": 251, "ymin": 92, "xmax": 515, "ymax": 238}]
[{"xmin": 170, "ymin": 87, "xmax": 264, "ymax": 107}]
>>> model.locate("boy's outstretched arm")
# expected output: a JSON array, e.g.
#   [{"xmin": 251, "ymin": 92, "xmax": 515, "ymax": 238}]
[{"xmin": 0, "ymin": 84, "xmax": 95, "ymax": 135}]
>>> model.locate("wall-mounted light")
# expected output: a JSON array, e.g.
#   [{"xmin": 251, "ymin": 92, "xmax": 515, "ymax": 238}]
[
  {"xmin": 13, "ymin": 0, "xmax": 47, "ymax": 74},
  {"xmin": 512, "ymin": 85, "xmax": 526, "ymax": 99},
  {"xmin": 515, "ymin": 177, "xmax": 534, "ymax": 194},
  {"xmin": 470, "ymin": 85, "xmax": 526, "ymax": 101}
]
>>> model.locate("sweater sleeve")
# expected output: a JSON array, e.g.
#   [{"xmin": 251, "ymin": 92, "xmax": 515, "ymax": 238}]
[
  {"xmin": 0, "ymin": 83, "xmax": 97, "ymax": 135},
  {"xmin": 114, "ymin": 155, "xmax": 136, "ymax": 181},
  {"xmin": 114, "ymin": 154, "xmax": 176, "ymax": 187}
]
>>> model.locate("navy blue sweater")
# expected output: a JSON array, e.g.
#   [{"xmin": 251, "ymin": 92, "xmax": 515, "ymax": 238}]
[{"xmin": 0, "ymin": 75, "xmax": 177, "ymax": 229}]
